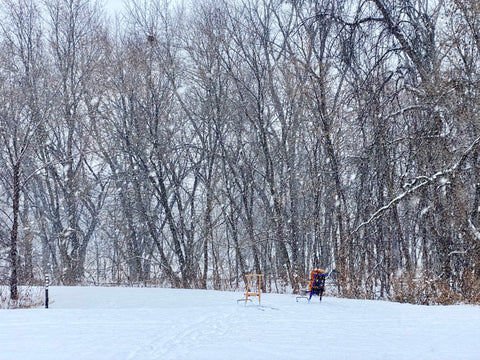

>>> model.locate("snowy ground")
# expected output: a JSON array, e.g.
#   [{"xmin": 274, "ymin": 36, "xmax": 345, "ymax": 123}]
[{"xmin": 0, "ymin": 286, "xmax": 479, "ymax": 360}]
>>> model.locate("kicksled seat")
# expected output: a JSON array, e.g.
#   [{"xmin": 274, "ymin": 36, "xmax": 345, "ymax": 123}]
[{"xmin": 237, "ymin": 274, "xmax": 264, "ymax": 305}]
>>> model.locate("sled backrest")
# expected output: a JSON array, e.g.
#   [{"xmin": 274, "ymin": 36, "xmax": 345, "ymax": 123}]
[{"xmin": 308, "ymin": 269, "xmax": 326, "ymax": 292}]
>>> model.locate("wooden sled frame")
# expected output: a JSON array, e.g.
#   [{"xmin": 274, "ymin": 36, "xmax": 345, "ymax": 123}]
[{"xmin": 237, "ymin": 274, "xmax": 264, "ymax": 305}]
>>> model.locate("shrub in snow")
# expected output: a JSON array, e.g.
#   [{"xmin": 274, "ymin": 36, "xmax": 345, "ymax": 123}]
[
  {"xmin": 390, "ymin": 270, "xmax": 480, "ymax": 306},
  {"xmin": 0, "ymin": 286, "xmax": 44, "ymax": 309}
]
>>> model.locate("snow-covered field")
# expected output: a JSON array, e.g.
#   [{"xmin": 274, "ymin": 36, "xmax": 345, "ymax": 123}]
[{"xmin": 0, "ymin": 286, "xmax": 479, "ymax": 360}]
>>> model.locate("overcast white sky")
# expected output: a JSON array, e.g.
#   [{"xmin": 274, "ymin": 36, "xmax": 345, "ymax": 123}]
[{"xmin": 103, "ymin": 0, "xmax": 125, "ymax": 14}]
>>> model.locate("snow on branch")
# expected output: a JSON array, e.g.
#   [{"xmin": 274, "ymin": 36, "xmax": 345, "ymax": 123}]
[
  {"xmin": 353, "ymin": 135, "xmax": 480, "ymax": 234},
  {"xmin": 468, "ymin": 219, "xmax": 480, "ymax": 244}
]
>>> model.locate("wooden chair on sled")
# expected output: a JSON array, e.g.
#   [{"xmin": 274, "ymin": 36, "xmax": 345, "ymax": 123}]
[
  {"xmin": 296, "ymin": 269, "xmax": 327, "ymax": 302},
  {"xmin": 237, "ymin": 274, "xmax": 264, "ymax": 305}
]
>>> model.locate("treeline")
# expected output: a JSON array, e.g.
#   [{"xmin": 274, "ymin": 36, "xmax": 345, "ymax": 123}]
[{"xmin": 1, "ymin": 0, "xmax": 479, "ymax": 304}]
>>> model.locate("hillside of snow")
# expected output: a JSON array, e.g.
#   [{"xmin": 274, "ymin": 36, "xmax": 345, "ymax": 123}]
[{"xmin": 0, "ymin": 286, "xmax": 479, "ymax": 360}]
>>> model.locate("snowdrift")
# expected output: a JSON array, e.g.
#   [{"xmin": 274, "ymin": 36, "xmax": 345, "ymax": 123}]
[{"xmin": 0, "ymin": 286, "xmax": 478, "ymax": 360}]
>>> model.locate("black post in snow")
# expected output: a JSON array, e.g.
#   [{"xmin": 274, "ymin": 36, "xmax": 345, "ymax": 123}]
[{"xmin": 45, "ymin": 274, "xmax": 49, "ymax": 309}]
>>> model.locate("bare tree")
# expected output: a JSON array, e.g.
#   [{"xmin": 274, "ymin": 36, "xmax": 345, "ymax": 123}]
[
  {"xmin": 38, "ymin": 0, "xmax": 108, "ymax": 284},
  {"xmin": 0, "ymin": 0, "xmax": 46, "ymax": 300}
]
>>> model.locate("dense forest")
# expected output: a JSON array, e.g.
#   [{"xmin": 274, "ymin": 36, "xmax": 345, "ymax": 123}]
[{"xmin": 1, "ymin": 0, "xmax": 479, "ymax": 304}]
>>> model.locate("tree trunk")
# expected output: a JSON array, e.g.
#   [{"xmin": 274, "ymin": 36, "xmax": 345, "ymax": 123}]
[{"xmin": 10, "ymin": 163, "xmax": 20, "ymax": 301}]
